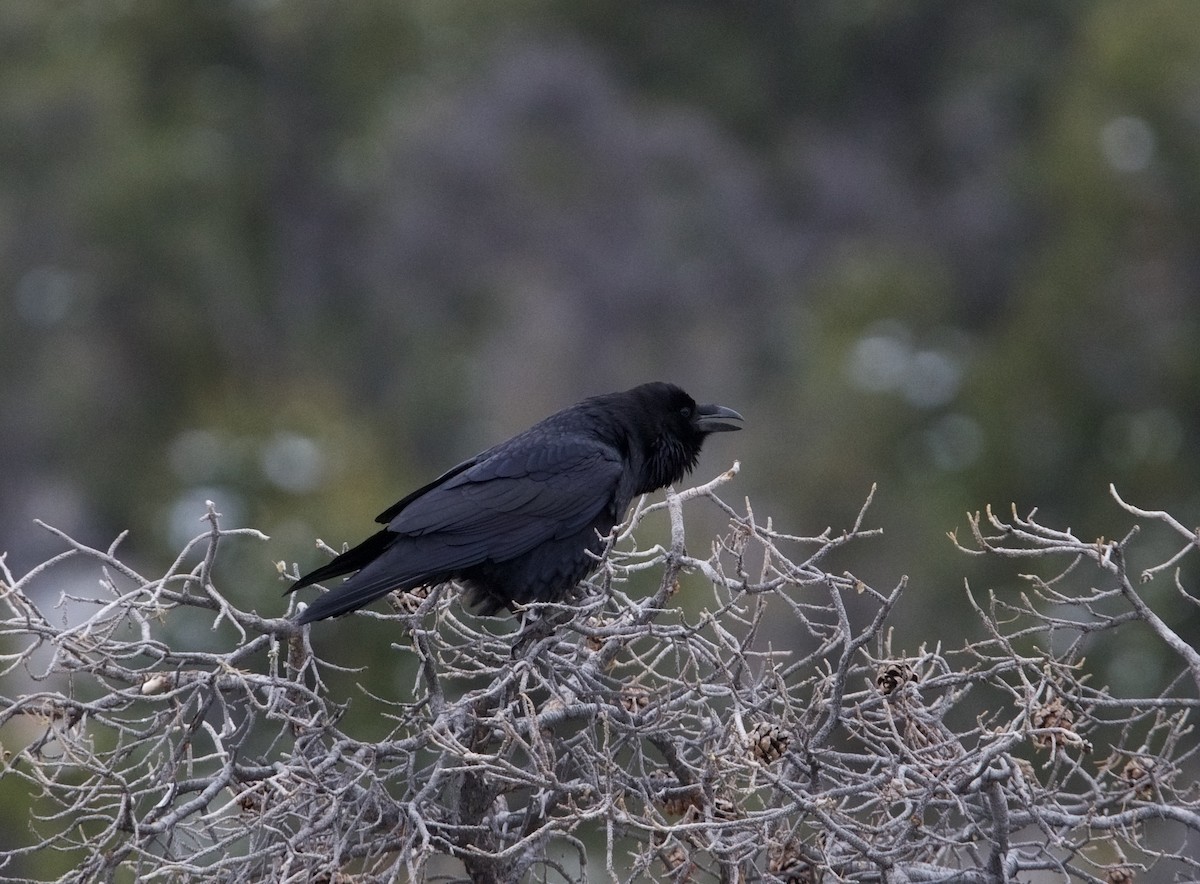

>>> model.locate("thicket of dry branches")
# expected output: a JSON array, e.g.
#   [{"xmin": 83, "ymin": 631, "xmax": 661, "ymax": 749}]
[{"xmin": 1, "ymin": 465, "xmax": 1198, "ymax": 883}]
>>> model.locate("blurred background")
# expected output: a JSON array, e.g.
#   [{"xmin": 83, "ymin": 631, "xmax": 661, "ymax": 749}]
[{"xmin": 3, "ymin": 1, "xmax": 1199, "ymax": 683}]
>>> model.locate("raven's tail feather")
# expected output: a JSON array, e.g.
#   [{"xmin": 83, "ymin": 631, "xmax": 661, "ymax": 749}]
[
  {"xmin": 287, "ymin": 530, "xmax": 394, "ymax": 594},
  {"xmin": 294, "ymin": 569, "xmax": 411, "ymax": 624}
]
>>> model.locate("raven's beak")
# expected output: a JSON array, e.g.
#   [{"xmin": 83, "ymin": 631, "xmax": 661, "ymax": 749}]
[{"xmin": 693, "ymin": 403, "xmax": 744, "ymax": 433}]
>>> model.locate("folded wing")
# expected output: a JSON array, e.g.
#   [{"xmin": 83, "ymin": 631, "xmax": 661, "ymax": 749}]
[{"xmin": 292, "ymin": 437, "xmax": 624, "ymax": 622}]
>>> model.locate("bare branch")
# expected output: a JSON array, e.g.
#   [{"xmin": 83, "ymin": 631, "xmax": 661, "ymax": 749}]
[{"xmin": 1, "ymin": 478, "xmax": 1197, "ymax": 882}]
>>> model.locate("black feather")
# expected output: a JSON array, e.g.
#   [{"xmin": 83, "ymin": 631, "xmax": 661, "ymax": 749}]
[{"xmin": 287, "ymin": 382, "xmax": 742, "ymax": 624}]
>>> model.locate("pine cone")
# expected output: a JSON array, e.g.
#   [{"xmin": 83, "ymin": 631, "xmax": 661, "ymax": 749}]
[
  {"xmin": 747, "ymin": 720, "xmax": 790, "ymax": 764},
  {"xmin": 658, "ymin": 840, "xmax": 693, "ymax": 880},
  {"xmin": 1031, "ymin": 695, "xmax": 1076, "ymax": 749},
  {"xmin": 875, "ymin": 661, "xmax": 917, "ymax": 695},
  {"xmin": 619, "ymin": 685, "xmax": 651, "ymax": 714},
  {"xmin": 647, "ymin": 771, "xmax": 736, "ymax": 820},
  {"xmin": 1121, "ymin": 756, "xmax": 1156, "ymax": 799},
  {"xmin": 712, "ymin": 795, "xmax": 740, "ymax": 821},
  {"xmin": 583, "ymin": 616, "xmax": 613, "ymax": 652},
  {"xmin": 648, "ymin": 771, "xmax": 702, "ymax": 818}
]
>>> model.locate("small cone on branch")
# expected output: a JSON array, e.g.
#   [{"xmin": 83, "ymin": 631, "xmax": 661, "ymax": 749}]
[
  {"xmin": 875, "ymin": 661, "xmax": 917, "ymax": 695},
  {"xmin": 583, "ymin": 616, "xmax": 613, "ymax": 652},
  {"xmin": 619, "ymin": 684, "xmax": 651, "ymax": 715},
  {"xmin": 747, "ymin": 720, "xmax": 790, "ymax": 764},
  {"xmin": 1121, "ymin": 756, "xmax": 1156, "ymax": 799},
  {"xmin": 1031, "ymin": 695, "xmax": 1076, "ymax": 749},
  {"xmin": 647, "ymin": 770, "xmax": 702, "ymax": 818},
  {"xmin": 658, "ymin": 839, "xmax": 694, "ymax": 881}
]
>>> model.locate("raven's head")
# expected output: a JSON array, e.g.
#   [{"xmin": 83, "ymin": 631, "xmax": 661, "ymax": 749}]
[{"xmin": 629, "ymin": 382, "xmax": 743, "ymax": 493}]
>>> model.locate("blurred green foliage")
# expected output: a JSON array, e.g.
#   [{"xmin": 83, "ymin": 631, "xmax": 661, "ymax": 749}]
[{"xmin": 3, "ymin": 7, "xmax": 1199, "ymax": 862}]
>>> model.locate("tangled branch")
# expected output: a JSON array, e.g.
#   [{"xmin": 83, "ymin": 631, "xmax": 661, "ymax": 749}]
[{"xmin": 1, "ymin": 473, "xmax": 1197, "ymax": 882}]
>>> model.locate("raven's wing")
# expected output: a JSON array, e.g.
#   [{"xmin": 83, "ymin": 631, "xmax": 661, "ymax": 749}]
[
  {"xmin": 293, "ymin": 437, "xmax": 624, "ymax": 622},
  {"xmin": 384, "ymin": 436, "xmax": 624, "ymax": 562},
  {"xmin": 374, "ymin": 457, "xmax": 479, "ymax": 524}
]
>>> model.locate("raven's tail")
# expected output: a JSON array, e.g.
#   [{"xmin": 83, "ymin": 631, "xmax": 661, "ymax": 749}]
[
  {"xmin": 294, "ymin": 567, "xmax": 414, "ymax": 624},
  {"xmin": 290, "ymin": 531, "xmax": 455, "ymax": 624},
  {"xmin": 287, "ymin": 529, "xmax": 394, "ymax": 594},
  {"xmin": 289, "ymin": 530, "xmax": 413, "ymax": 624}
]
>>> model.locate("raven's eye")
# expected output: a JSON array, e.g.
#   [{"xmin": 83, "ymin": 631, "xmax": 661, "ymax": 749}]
[{"xmin": 679, "ymin": 406, "xmax": 692, "ymax": 419}]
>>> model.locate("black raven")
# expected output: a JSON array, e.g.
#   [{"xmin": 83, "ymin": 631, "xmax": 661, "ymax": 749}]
[{"xmin": 288, "ymin": 382, "xmax": 742, "ymax": 623}]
